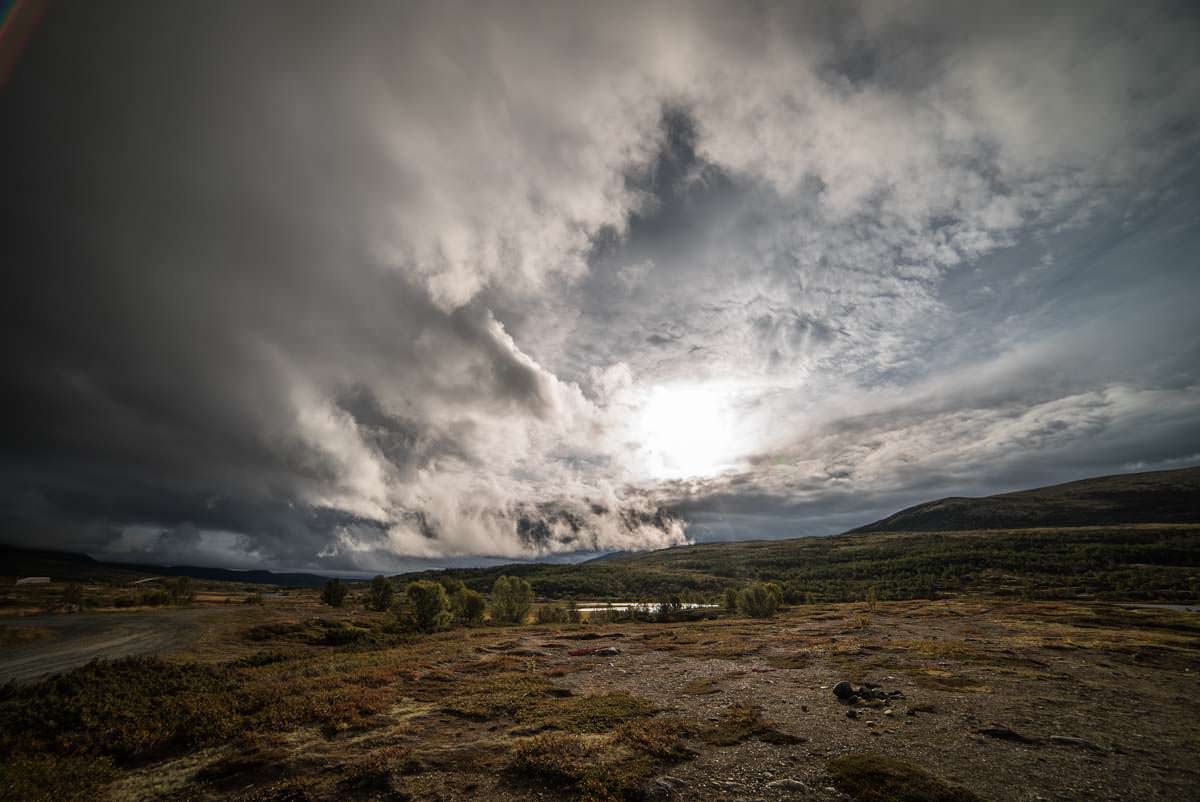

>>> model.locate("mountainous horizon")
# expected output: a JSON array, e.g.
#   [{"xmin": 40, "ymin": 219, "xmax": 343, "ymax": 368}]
[{"xmin": 6, "ymin": 463, "xmax": 1196, "ymax": 584}]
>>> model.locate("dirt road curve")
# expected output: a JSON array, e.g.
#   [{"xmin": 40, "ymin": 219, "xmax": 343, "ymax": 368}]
[{"xmin": 0, "ymin": 609, "xmax": 219, "ymax": 683}]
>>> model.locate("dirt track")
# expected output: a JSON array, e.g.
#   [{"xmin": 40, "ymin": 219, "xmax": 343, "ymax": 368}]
[{"xmin": 0, "ymin": 608, "xmax": 221, "ymax": 683}]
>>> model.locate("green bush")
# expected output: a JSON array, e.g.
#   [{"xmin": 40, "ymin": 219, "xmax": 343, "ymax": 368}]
[
  {"xmin": 321, "ymin": 578, "xmax": 349, "ymax": 608},
  {"xmin": 366, "ymin": 575, "xmax": 394, "ymax": 612},
  {"xmin": 535, "ymin": 604, "xmax": 569, "ymax": 624},
  {"xmin": 166, "ymin": 577, "xmax": 194, "ymax": 606},
  {"xmin": 491, "ymin": 575, "xmax": 534, "ymax": 625},
  {"xmin": 723, "ymin": 587, "xmax": 739, "ymax": 611},
  {"xmin": 140, "ymin": 590, "xmax": 171, "ymax": 606},
  {"xmin": 737, "ymin": 581, "xmax": 780, "ymax": 618},
  {"xmin": 404, "ymin": 581, "xmax": 452, "ymax": 633},
  {"xmin": 451, "ymin": 587, "xmax": 486, "ymax": 626}
]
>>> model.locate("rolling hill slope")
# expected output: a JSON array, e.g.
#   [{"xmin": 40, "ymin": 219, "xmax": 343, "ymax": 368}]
[
  {"xmin": 397, "ymin": 466, "xmax": 1200, "ymax": 603},
  {"xmin": 849, "ymin": 466, "xmax": 1200, "ymax": 533}
]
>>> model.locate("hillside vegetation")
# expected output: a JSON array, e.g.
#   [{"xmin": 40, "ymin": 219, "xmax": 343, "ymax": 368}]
[
  {"xmin": 399, "ymin": 468, "xmax": 1200, "ymax": 604},
  {"xmin": 850, "ymin": 466, "xmax": 1200, "ymax": 533},
  {"xmin": 400, "ymin": 524, "xmax": 1200, "ymax": 604}
]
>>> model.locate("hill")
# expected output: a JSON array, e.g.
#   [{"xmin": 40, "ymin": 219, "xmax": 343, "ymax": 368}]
[
  {"xmin": 397, "ymin": 466, "xmax": 1200, "ymax": 604},
  {"xmin": 0, "ymin": 545, "xmax": 331, "ymax": 588},
  {"xmin": 849, "ymin": 466, "xmax": 1200, "ymax": 533}
]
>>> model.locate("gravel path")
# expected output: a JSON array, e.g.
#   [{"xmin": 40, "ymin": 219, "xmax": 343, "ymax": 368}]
[{"xmin": 0, "ymin": 608, "xmax": 223, "ymax": 683}]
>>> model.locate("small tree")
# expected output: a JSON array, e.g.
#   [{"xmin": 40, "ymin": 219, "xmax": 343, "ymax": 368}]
[
  {"xmin": 723, "ymin": 587, "xmax": 739, "ymax": 611},
  {"xmin": 737, "ymin": 581, "xmax": 779, "ymax": 618},
  {"xmin": 321, "ymin": 578, "xmax": 349, "ymax": 608},
  {"xmin": 367, "ymin": 575, "xmax": 394, "ymax": 611},
  {"xmin": 63, "ymin": 582, "xmax": 84, "ymax": 611},
  {"xmin": 405, "ymin": 580, "xmax": 452, "ymax": 633},
  {"xmin": 764, "ymin": 582, "xmax": 784, "ymax": 610},
  {"xmin": 451, "ymin": 587, "xmax": 486, "ymax": 626},
  {"xmin": 167, "ymin": 576, "xmax": 194, "ymax": 606},
  {"xmin": 490, "ymin": 575, "xmax": 534, "ymax": 625},
  {"xmin": 656, "ymin": 593, "xmax": 683, "ymax": 622}
]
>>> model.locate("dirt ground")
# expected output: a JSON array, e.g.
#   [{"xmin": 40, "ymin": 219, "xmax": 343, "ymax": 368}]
[
  {"xmin": 0, "ymin": 608, "xmax": 227, "ymax": 683},
  {"xmin": 5, "ymin": 598, "xmax": 1199, "ymax": 801}
]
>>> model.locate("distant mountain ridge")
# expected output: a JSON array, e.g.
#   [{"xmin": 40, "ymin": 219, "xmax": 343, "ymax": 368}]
[
  {"xmin": 0, "ymin": 545, "xmax": 332, "ymax": 587},
  {"xmin": 849, "ymin": 466, "xmax": 1200, "ymax": 533}
]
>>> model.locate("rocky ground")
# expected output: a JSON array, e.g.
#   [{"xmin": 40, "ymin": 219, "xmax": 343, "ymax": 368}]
[{"xmin": 3, "ymin": 598, "xmax": 1198, "ymax": 801}]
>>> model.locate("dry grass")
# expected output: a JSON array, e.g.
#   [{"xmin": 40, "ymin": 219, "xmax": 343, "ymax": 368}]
[{"xmin": 827, "ymin": 753, "xmax": 985, "ymax": 801}]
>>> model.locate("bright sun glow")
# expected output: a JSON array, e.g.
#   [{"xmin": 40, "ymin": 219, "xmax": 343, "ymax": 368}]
[{"xmin": 635, "ymin": 382, "xmax": 743, "ymax": 479}]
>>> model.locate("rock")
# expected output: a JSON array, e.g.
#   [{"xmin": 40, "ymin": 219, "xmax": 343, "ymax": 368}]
[
  {"xmin": 883, "ymin": 709, "xmax": 894, "ymax": 717},
  {"xmin": 1049, "ymin": 735, "xmax": 1106, "ymax": 753},
  {"xmin": 569, "ymin": 645, "xmax": 622, "ymax": 657},
  {"xmin": 766, "ymin": 779, "xmax": 809, "ymax": 792},
  {"xmin": 833, "ymin": 680, "xmax": 856, "ymax": 699},
  {"xmin": 644, "ymin": 775, "xmax": 687, "ymax": 799},
  {"xmin": 846, "ymin": 709, "xmax": 859, "ymax": 719},
  {"xmin": 976, "ymin": 726, "xmax": 1039, "ymax": 745}
]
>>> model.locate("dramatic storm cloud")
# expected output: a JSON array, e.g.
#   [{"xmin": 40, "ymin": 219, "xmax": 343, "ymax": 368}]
[{"xmin": 2, "ymin": 1, "xmax": 1199, "ymax": 571}]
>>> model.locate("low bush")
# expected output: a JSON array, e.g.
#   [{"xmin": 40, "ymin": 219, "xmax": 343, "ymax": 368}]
[
  {"xmin": 535, "ymin": 604, "xmax": 570, "ymax": 624},
  {"xmin": 737, "ymin": 581, "xmax": 782, "ymax": 618},
  {"xmin": 827, "ymin": 753, "xmax": 984, "ymax": 802}
]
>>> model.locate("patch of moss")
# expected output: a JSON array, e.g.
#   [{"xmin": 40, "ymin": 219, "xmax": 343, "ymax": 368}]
[
  {"xmin": 827, "ymin": 753, "xmax": 985, "ymax": 802},
  {"xmin": 701, "ymin": 703, "xmax": 804, "ymax": 746},
  {"xmin": 443, "ymin": 673, "xmax": 654, "ymax": 733},
  {"xmin": 0, "ymin": 657, "xmax": 239, "ymax": 762},
  {"xmin": 680, "ymin": 677, "xmax": 723, "ymax": 695},
  {"xmin": 0, "ymin": 754, "xmax": 116, "ymax": 802},
  {"xmin": 506, "ymin": 720, "xmax": 695, "ymax": 802}
]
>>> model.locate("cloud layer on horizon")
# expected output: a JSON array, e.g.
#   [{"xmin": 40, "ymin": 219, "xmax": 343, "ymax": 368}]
[{"xmin": 2, "ymin": 0, "xmax": 1199, "ymax": 570}]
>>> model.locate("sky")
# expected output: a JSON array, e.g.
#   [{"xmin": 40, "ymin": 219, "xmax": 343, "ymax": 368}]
[{"xmin": 2, "ymin": 1, "xmax": 1199, "ymax": 573}]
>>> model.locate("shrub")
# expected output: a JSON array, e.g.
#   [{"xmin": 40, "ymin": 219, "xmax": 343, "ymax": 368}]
[
  {"xmin": 62, "ymin": 583, "xmax": 84, "ymax": 611},
  {"xmin": 655, "ymin": 594, "xmax": 683, "ymax": 621},
  {"xmin": 166, "ymin": 577, "xmax": 194, "ymax": 606},
  {"xmin": 404, "ymin": 580, "xmax": 452, "ymax": 633},
  {"xmin": 827, "ymin": 753, "xmax": 983, "ymax": 801},
  {"xmin": 737, "ymin": 582, "xmax": 779, "ymax": 618},
  {"xmin": 243, "ymin": 592, "xmax": 264, "ymax": 605},
  {"xmin": 366, "ymin": 575, "xmax": 394, "ymax": 612},
  {"xmin": 723, "ymin": 587, "xmax": 739, "ymax": 611},
  {"xmin": 535, "ymin": 604, "xmax": 570, "ymax": 624},
  {"xmin": 0, "ymin": 657, "xmax": 237, "ymax": 762},
  {"xmin": 451, "ymin": 587, "xmax": 486, "ymax": 626},
  {"xmin": 490, "ymin": 575, "xmax": 534, "ymax": 625},
  {"xmin": 140, "ymin": 590, "xmax": 171, "ymax": 606},
  {"xmin": 321, "ymin": 578, "xmax": 349, "ymax": 608}
]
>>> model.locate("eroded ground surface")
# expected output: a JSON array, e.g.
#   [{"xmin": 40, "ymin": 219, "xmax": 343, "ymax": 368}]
[
  {"xmin": 3, "ymin": 599, "xmax": 1199, "ymax": 802},
  {"xmin": 0, "ymin": 609, "xmax": 229, "ymax": 683}
]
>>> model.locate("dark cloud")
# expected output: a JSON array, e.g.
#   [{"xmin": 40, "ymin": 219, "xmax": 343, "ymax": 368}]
[{"xmin": 2, "ymin": 1, "xmax": 1199, "ymax": 570}]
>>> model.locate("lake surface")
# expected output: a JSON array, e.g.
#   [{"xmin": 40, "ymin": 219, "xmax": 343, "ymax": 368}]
[{"xmin": 573, "ymin": 602, "xmax": 719, "ymax": 613}]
